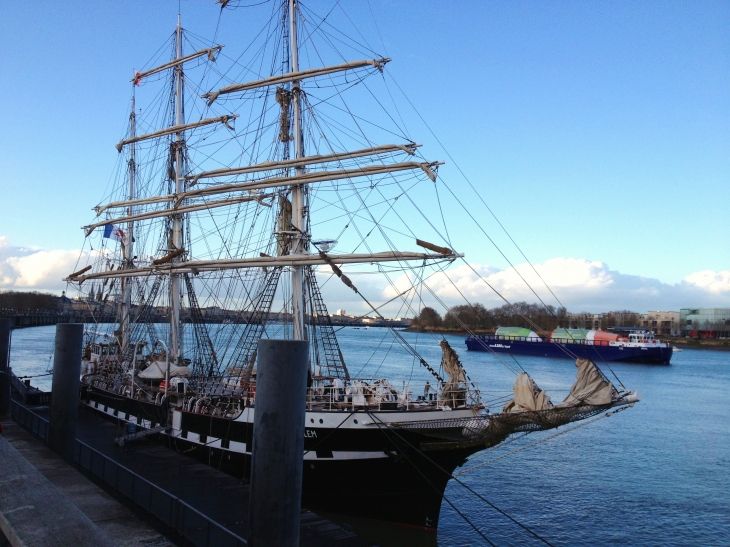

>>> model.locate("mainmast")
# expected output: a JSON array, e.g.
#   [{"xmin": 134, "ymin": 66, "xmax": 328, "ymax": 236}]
[
  {"xmin": 289, "ymin": 0, "xmax": 307, "ymax": 341},
  {"xmin": 170, "ymin": 15, "xmax": 184, "ymax": 363},
  {"xmin": 120, "ymin": 95, "xmax": 135, "ymax": 354}
]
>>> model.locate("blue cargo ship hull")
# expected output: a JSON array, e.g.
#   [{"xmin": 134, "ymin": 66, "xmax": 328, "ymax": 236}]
[{"xmin": 465, "ymin": 336, "xmax": 672, "ymax": 364}]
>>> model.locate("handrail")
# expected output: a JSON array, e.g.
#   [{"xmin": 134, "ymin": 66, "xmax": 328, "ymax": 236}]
[
  {"xmin": 10, "ymin": 399, "xmax": 247, "ymax": 547},
  {"xmin": 75, "ymin": 440, "xmax": 247, "ymax": 546},
  {"xmin": 10, "ymin": 398, "xmax": 50, "ymax": 441}
]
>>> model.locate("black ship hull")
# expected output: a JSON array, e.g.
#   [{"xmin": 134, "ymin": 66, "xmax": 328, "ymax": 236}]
[{"xmin": 84, "ymin": 387, "xmax": 484, "ymax": 530}]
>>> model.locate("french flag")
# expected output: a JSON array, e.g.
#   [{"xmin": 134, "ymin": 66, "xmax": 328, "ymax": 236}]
[{"xmin": 103, "ymin": 224, "xmax": 128, "ymax": 245}]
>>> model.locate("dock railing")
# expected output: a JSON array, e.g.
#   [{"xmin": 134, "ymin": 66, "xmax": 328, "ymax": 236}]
[
  {"xmin": 9, "ymin": 398, "xmax": 247, "ymax": 547},
  {"xmin": 10, "ymin": 372, "xmax": 52, "ymax": 405},
  {"xmin": 10, "ymin": 398, "xmax": 50, "ymax": 441}
]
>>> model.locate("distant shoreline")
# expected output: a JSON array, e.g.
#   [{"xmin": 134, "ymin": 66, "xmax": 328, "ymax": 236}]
[{"xmin": 664, "ymin": 338, "xmax": 730, "ymax": 351}]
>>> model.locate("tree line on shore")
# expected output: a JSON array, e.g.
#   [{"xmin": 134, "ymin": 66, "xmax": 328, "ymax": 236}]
[
  {"xmin": 0, "ymin": 291, "xmax": 63, "ymax": 312},
  {"xmin": 411, "ymin": 302, "xmax": 641, "ymax": 334},
  {"xmin": 0, "ymin": 290, "xmax": 642, "ymax": 333}
]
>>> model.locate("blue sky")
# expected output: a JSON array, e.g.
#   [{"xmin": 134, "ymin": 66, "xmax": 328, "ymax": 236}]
[{"xmin": 0, "ymin": 1, "xmax": 728, "ymax": 312}]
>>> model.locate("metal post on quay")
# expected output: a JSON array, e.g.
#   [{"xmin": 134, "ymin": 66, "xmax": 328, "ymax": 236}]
[
  {"xmin": 0, "ymin": 317, "xmax": 12, "ymax": 419},
  {"xmin": 248, "ymin": 339, "xmax": 309, "ymax": 547},
  {"xmin": 48, "ymin": 323, "xmax": 84, "ymax": 462}
]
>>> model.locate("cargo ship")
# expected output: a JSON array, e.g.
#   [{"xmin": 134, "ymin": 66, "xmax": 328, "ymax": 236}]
[{"xmin": 466, "ymin": 327, "xmax": 672, "ymax": 364}]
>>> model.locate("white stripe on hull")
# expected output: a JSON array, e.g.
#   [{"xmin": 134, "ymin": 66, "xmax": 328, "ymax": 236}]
[{"xmin": 86, "ymin": 399, "xmax": 404, "ymax": 461}]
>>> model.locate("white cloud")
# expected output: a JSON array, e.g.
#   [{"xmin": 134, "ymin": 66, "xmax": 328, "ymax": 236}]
[
  {"xmin": 380, "ymin": 257, "xmax": 730, "ymax": 314},
  {"xmin": 1, "ymin": 235, "xmax": 727, "ymax": 313},
  {"xmin": 683, "ymin": 270, "xmax": 730, "ymax": 294},
  {"xmin": 0, "ymin": 236, "xmax": 89, "ymax": 293}
]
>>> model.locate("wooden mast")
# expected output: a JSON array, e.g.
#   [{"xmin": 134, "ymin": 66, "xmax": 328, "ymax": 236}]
[
  {"xmin": 120, "ymin": 94, "xmax": 135, "ymax": 355},
  {"xmin": 170, "ymin": 14, "xmax": 184, "ymax": 364},
  {"xmin": 289, "ymin": 0, "xmax": 307, "ymax": 342}
]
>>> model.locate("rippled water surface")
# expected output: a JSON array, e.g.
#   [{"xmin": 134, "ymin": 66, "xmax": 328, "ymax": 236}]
[{"xmin": 8, "ymin": 326, "xmax": 730, "ymax": 546}]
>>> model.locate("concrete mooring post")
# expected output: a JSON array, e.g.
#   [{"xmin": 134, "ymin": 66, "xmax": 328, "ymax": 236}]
[
  {"xmin": 48, "ymin": 323, "xmax": 84, "ymax": 462},
  {"xmin": 248, "ymin": 339, "xmax": 309, "ymax": 547},
  {"xmin": 0, "ymin": 318, "xmax": 12, "ymax": 418}
]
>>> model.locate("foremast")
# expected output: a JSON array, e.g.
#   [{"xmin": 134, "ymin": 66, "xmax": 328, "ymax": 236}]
[
  {"xmin": 119, "ymin": 95, "xmax": 135, "ymax": 355},
  {"xmin": 170, "ymin": 15, "xmax": 184, "ymax": 365}
]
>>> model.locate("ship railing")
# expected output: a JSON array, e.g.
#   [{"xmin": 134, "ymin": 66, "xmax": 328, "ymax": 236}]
[
  {"xmin": 305, "ymin": 380, "xmax": 480, "ymax": 410},
  {"xmin": 9, "ymin": 398, "xmax": 248, "ymax": 547},
  {"xmin": 549, "ymin": 338, "xmax": 615, "ymax": 346},
  {"xmin": 475, "ymin": 334, "xmax": 620, "ymax": 347},
  {"xmin": 475, "ymin": 334, "xmax": 545, "ymax": 343}
]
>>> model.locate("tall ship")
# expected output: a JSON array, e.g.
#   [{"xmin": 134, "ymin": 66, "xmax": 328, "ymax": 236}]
[
  {"xmin": 65, "ymin": 1, "xmax": 639, "ymax": 530},
  {"xmin": 466, "ymin": 327, "xmax": 673, "ymax": 364}
]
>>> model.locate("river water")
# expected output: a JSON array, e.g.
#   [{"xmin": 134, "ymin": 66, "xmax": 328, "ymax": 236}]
[{"xmin": 7, "ymin": 325, "xmax": 730, "ymax": 546}]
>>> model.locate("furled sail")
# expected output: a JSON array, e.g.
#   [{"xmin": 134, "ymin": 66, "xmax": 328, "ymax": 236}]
[
  {"xmin": 185, "ymin": 143, "xmax": 419, "ymax": 186},
  {"xmin": 132, "ymin": 45, "xmax": 223, "ymax": 83},
  {"xmin": 557, "ymin": 358, "xmax": 618, "ymax": 407},
  {"xmin": 84, "ymin": 194, "xmax": 272, "ymax": 235},
  {"xmin": 439, "ymin": 340, "xmax": 466, "ymax": 408},
  {"xmin": 115, "ymin": 115, "xmax": 237, "ymax": 152},
  {"xmin": 94, "ymin": 160, "xmax": 441, "ymax": 213},
  {"xmin": 137, "ymin": 360, "xmax": 191, "ymax": 379},
  {"xmin": 68, "ymin": 250, "xmax": 462, "ymax": 283},
  {"xmin": 277, "ymin": 195, "xmax": 292, "ymax": 256},
  {"xmin": 502, "ymin": 372, "xmax": 553, "ymax": 413},
  {"xmin": 203, "ymin": 58, "xmax": 390, "ymax": 105}
]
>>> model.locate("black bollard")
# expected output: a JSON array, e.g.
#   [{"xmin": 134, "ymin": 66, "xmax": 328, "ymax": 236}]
[
  {"xmin": 0, "ymin": 318, "xmax": 12, "ymax": 418},
  {"xmin": 248, "ymin": 339, "xmax": 309, "ymax": 547},
  {"xmin": 48, "ymin": 323, "xmax": 84, "ymax": 461}
]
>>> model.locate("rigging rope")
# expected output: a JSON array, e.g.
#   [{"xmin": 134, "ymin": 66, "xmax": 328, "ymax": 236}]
[
  {"xmin": 367, "ymin": 411, "xmax": 557, "ymax": 547},
  {"xmin": 455, "ymin": 408, "xmax": 627, "ymax": 477}
]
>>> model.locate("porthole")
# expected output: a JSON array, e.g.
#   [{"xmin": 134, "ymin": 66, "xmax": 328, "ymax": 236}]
[
  {"xmin": 319, "ymin": 418, "xmax": 323, "ymax": 424},
  {"xmin": 310, "ymin": 418, "xmax": 314, "ymax": 423},
  {"xmin": 354, "ymin": 419, "xmax": 358, "ymax": 424}
]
